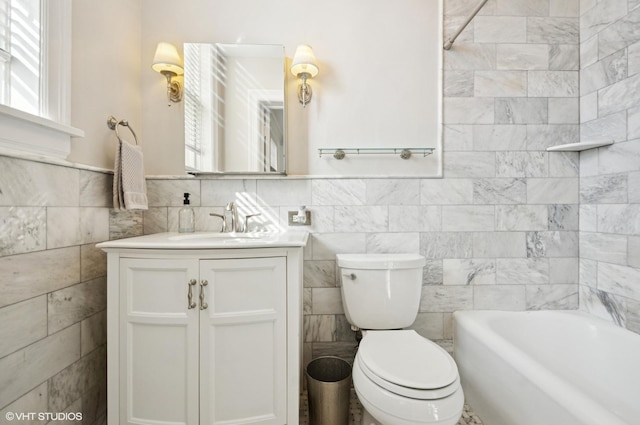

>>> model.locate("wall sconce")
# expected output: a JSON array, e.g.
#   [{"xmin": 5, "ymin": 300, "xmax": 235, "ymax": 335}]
[
  {"xmin": 290, "ymin": 45, "xmax": 319, "ymax": 107},
  {"xmin": 152, "ymin": 42, "xmax": 184, "ymax": 104}
]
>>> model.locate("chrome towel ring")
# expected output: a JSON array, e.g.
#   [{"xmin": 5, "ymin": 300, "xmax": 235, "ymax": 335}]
[{"xmin": 107, "ymin": 115, "xmax": 139, "ymax": 145}]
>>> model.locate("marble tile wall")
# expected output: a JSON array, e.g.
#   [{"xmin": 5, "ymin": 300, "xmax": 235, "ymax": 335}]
[
  {"xmin": 579, "ymin": 0, "xmax": 640, "ymax": 334},
  {"xmin": 0, "ymin": 156, "xmax": 139, "ymax": 423}
]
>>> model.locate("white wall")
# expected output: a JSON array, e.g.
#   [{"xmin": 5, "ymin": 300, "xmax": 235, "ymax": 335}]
[
  {"xmin": 68, "ymin": 0, "xmax": 142, "ymax": 169},
  {"xmin": 139, "ymin": 0, "xmax": 442, "ymax": 175}
]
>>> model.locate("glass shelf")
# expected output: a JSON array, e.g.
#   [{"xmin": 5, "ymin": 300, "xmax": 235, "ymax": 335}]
[{"xmin": 318, "ymin": 147, "xmax": 435, "ymax": 160}]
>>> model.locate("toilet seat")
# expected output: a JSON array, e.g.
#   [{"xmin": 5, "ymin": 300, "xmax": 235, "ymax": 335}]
[{"xmin": 358, "ymin": 330, "xmax": 459, "ymax": 399}]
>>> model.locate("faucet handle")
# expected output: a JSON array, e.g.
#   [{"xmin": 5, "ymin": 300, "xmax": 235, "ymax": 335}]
[
  {"xmin": 243, "ymin": 213, "xmax": 261, "ymax": 233},
  {"xmin": 209, "ymin": 213, "xmax": 227, "ymax": 232}
]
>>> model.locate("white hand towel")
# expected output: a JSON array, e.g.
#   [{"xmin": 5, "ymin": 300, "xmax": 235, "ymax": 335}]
[{"xmin": 113, "ymin": 140, "xmax": 148, "ymax": 210}]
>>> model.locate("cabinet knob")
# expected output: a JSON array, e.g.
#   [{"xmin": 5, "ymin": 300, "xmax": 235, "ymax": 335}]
[
  {"xmin": 199, "ymin": 280, "xmax": 208, "ymax": 310},
  {"xmin": 187, "ymin": 279, "xmax": 197, "ymax": 309}
]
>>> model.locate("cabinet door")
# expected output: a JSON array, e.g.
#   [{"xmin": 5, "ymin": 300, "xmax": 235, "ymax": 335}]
[
  {"xmin": 120, "ymin": 258, "xmax": 200, "ymax": 425},
  {"xmin": 199, "ymin": 257, "xmax": 287, "ymax": 425}
]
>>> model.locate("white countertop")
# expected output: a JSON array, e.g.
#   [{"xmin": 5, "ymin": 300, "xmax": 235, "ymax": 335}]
[{"xmin": 96, "ymin": 230, "xmax": 309, "ymax": 250}]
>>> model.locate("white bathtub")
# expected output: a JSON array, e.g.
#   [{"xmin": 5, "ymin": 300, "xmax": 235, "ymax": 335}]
[{"xmin": 453, "ymin": 310, "xmax": 640, "ymax": 425}]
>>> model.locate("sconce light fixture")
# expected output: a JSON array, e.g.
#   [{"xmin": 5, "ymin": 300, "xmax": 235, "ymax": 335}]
[
  {"xmin": 152, "ymin": 42, "xmax": 184, "ymax": 104},
  {"xmin": 290, "ymin": 45, "xmax": 319, "ymax": 107}
]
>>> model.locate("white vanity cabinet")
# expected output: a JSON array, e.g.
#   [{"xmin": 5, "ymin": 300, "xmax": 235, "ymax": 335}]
[{"xmin": 99, "ymin": 232, "xmax": 307, "ymax": 425}]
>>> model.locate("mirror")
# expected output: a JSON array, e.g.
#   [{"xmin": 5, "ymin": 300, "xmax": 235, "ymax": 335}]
[{"xmin": 183, "ymin": 43, "xmax": 286, "ymax": 174}]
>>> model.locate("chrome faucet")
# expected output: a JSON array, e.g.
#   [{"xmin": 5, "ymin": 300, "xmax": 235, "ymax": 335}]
[
  {"xmin": 210, "ymin": 202, "xmax": 262, "ymax": 233},
  {"xmin": 225, "ymin": 202, "xmax": 239, "ymax": 232}
]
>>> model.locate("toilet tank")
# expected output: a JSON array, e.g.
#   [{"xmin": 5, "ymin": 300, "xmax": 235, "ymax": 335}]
[{"xmin": 336, "ymin": 254, "xmax": 426, "ymax": 330}]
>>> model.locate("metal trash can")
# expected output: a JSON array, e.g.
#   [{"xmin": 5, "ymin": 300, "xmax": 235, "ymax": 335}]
[{"xmin": 306, "ymin": 356, "xmax": 352, "ymax": 425}]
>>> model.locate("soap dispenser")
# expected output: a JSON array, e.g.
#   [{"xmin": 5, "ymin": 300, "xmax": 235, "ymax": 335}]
[{"xmin": 179, "ymin": 193, "xmax": 195, "ymax": 233}]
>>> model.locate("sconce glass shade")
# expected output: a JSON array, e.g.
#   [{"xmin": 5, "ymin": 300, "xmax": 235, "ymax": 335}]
[
  {"xmin": 290, "ymin": 44, "xmax": 319, "ymax": 77},
  {"xmin": 152, "ymin": 42, "xmax": 184, "ymax": 76}
]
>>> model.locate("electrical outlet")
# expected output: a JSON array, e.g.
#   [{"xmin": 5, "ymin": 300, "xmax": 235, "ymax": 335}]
[{"xmin": 288, "ymin": 210, "xmax": 312, "ymax": 226}]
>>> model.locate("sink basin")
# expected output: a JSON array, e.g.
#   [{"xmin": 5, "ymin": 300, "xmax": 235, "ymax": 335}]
[
  {"xmin": 168, "ymin": 232, "xmax": 271, "ymax": 241},
  {"xmin": 96, "ymin": 230, "xmax": 309, "ymax": 250}
]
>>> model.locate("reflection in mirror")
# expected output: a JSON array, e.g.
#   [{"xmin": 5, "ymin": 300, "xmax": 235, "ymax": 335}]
[{"xmin": 184, "ymin": 43, "xmax": 286, "ymax": 174}]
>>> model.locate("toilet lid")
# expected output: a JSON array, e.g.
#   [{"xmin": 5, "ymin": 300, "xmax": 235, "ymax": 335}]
[{"xmin": 358, "ymin": 330, "xmax": 458, "ymax": 392}]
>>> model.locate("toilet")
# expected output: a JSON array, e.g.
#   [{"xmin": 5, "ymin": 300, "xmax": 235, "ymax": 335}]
[{"xmin": 336, "ymin": 253, "xmax": 464, "ymax": 425}]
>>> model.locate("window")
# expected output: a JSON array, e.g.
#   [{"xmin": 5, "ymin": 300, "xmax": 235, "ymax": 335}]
[
  {"xmin": 0, "ymin": 0, "xmax": 41, "ymax": 117},
  {"xmin": 0, "ymin": 0, "xmax": 81, "ymax": 159}
]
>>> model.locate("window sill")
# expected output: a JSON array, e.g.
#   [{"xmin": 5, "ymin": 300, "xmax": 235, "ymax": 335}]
[{"xmin": 0, "ymin": 104, "xmax": 84, "ymax": 159}]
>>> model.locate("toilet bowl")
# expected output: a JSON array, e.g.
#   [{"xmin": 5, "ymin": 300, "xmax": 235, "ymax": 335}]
[
  {"xmin": 353, "ymin": 330, "xmax": 463, "ymax": 425},
  {"xmin": 336, "ymin": 254, "xmax": 464, "ymax": 425}
]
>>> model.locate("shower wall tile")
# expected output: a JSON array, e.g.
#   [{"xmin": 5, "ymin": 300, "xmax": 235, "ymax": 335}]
[
  {"xmin": 598, "ymin": 140, "xmax": 640, "ymax": 174},
  {"xmin": 473, "ymin": 232, "xmax": 527, "ymax": 258},
  {"xmin": 549, "ymin": 151, "xmax": 579, "ymax": 177},
  {"xmin": 496, "ymin": 151, "xmax": 547, "ymax": 177},
  {"xmin": 444, "ymin": 44, "xmax": 497, "ymax": 71},
  {"xmin": 442, "ymin": 206, "xmax": 495, "ymax": 231},
  {"xmin": 310, "ymin": 233, "xmax": 366, "ymax": 260},
  {"xmin": 312, "ymin": 179, "xmax": 365, "ymax": 206},
  {"xmin": 550, "ymin": 0, "xmax": 580, "ymax": 17},
  {"xmin": 580, "ymin": 0, "xmax": 628, "ymax": 40},
  {"xmin": 474, "ymin": 285, "xmax": 526, "ymax": 310},
  {"xmin": 311, "ymin": 288, "xmax": 344, "ymax": 315},
  {"xmin": 527, "ymin": 178, "xmax": 579, "ymax": 203},
  {"xmin": 474, "ymin": 71, "xmax": 527, "ymax": 97},
  {"xmin": 549, "ymin": 258, "xmax": 579, "ymax": 283},
  {"xmin": 420, "ymin": 179, "xmax": 474, "ymax": 205},
  {"xmin": 496, "ymin": 258, "xmax": 549, "ymax": 284},
  {"xmin": 444, "ymin": 152, "xmax": 496, "ymax": 177},
  {"xmin": 473, "ymin": 178, "xmax": 527, "ymax": 204},
  {"xmin": 497, "ymin": 44, "xmax": 549, "ymax": 70},
  {"xmin": 528, "ymin": 71, "xmax": 580, "ymax": 97},
  {"xmin": 496, "ymin": 0, "xmax": 549, "ymax": 16},
  {"xmin": 526, "ymin": 124, "xmax": 580, "ymax": 150},
  {"xmin": 527, "ymin": 17, "xmax": 579, "ymax": 43},
  {"xmin": 580, "ymin": 111, "xmax": 628, "ymax": 143},
  {"xmin": 597, "ymin": 6, "xmax": 640, "ymax": 58},
  {"xmin": 475, "ymin": 16, "xmax": 527, "ymax": 43},
  {"xmin": 442, "ymin": 259, "xmax": 496, "ymax": 285},
  {"xmin": 420, "ymin": 286, "xmax": 474, "ymax": 312},
  {"xmin": 365, "ymin": 179, "xmax": 420, "ymax": 205},
  {"xmin": 365, "ymin": 233, "xmax": 420, "ymax": 253},
  {"xmin": 580, "ymin": 49, "xmax": 627, "ymax": 94},
  {"xmin": 420, "ymin": 232, "xmax": 474, "ymax": 259},
  {"xmin": 549, "ymin": 44, "xmax": 580, "ymax": 70},
  {"xmin": 495, "ymin": 98, "xmax": 548, "ymax": 124},
  {"xmin": 526, "ymin": 284, "xmax": 578, "ymax": 309},
  {"xmin": 598, "ymin": 262, "xmax": 640, "ymax": 299},
  {"xmin": 334, "ymin": 206, "xmax": 388, "ymax": 232},
  {"xmin": 580, "ymin": 174, "xmax": 628, "ymax": 203},
  {"xmin": 444, "ymin": 70, "xmax": 474, "ymax": 97},
  {"xmin": 526, "ymin": 231, "xmax": 579, "ymax": 257},
  {"xmin": 597, "ymin": 204, "xmax": 640, "ymax": 234},
  {"xmin": 473, "ymin": 125, "xmax": 527, "ymax": 151},
  {"xmin": 548, "ymin": 98, "xmax": 579, "ymax": 123},
  {"xmin": 598, "ymin": 73, "xmax": 640, "ymax": 116},
  {"xmin": 444, "ymin": 98, "xmax": 495, "ymax": 124},
  {"xmin": 389, "ymin": 206, "xmax": 442, "ymax": 232},
  {"xmin": 495, "ymin": 204, "xmax": 548, "ymax": 231},
  {"xmin": 548, "ymin": 204, "xmax": 580, "ymax": 230},
  {"xmin": 580, "ymin": 232, "xmax": 628, "ymax": 264},
  {"xmin": 443, "ymin": 125, "xmax": 473, "ymax": 151}
]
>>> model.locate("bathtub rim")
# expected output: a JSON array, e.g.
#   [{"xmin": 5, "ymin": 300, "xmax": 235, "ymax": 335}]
[{"xmin": 453, "ymin": 309, "xmax": 636, "ymax": 425}]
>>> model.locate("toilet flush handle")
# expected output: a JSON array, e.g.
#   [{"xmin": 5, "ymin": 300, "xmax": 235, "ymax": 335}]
[{"xmin": 342, "ymin": 273, "xmax": 357, "ymax": 280}]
